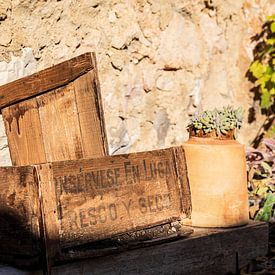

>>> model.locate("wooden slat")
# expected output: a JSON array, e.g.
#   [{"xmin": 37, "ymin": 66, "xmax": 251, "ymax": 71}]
[
  {"xmin": 0, "ymin": 166, "xmax": 41, "ymax": 258},
  {"xmin": 36, "ymin": 147, "xmax": 188, "ymax": 261},
  {"xmin": 35, "ymin": 164, "xmax": 60, "ymax": 273},
  {"xmin": 172, "ymin": 146, "xmax": 191, "ymax": 217},
  {"xmin": 73, "ymin": 71, "xmax": 108, "ymax": 157},
  {"xmin": 51, "ymin": 221, "xmax": 268, "ymax": 275},
  {"xmin": 36, "ymin": 85, "xmax": 84, "ymax": 162},
  {"xmin": 2, "ymin": 99, "xmax": 46, "ymax": 166},
  {"xmin": 0, "ymin": 53, "xmax": 94, "ymax": 109}
]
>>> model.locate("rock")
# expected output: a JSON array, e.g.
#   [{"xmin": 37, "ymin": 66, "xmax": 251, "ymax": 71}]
[
  {"xmin": 156, "ymin": 72, "xmax": 175, "ymax": 91},
  {"xmin": 108, "ymin": 117, "xmax": 130, "ymax": 155},
  {"xmin": 0, "ymin": 25, "xmax": 12, "ymax": 46},
  {"xmin": 83, "ymin": 29, "xmax": 101, "ymax": 49},
  {"xmin": 0, "ymin": 0, "xmax": 10, "ymax": 21},
  {"xmin": 199, "ymin": 13, "xmax": 226, "ymax": 53},
  {"xmin": 0, "ymin": 115, "xmax": 11, "ymax": 166},
  {"xmin": 107, "ymin": 50, "xmax": 126, "ymax": 71},
  {"xmin": 141, "ymin": 61, "xmax": 157, "ymax": 92},
  {"xmin": 159, "ymin": 2, "xmax": 173, "ymax": 30},
  {"xmin": 156, "ymin": 12, "xmax": 201, "ymax": 70},
  {"xmin": 111, "ymin": 23, "xmax": 140, "ymax": 50},
  {"xmin": 108, "ymin": 11, "xmax": 117, "ymax": 23},
  {"xmin": 154, "ymin": 108, "xmax": 170, "ymax": 146}
]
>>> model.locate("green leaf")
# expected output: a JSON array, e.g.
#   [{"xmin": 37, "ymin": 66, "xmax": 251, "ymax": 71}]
[
  {"xmin": 267, "ymin": 38, "xmax": 275, "ymax": 45},
  {"xmin": 256, "ymin": 186, "xmax": 269, "ymax": 197},
  {"xmin": 267, "ymin": 15, "xmax": 275, "ymax": 21},
  {"xmin": 255, "ymin": 194, "xmax": 275, "ymax": 222},
  {"xmin": 249, "ymin": 60, "xmax": 266, "ymax": 79},
  {"xmin": 271, "ymin": 73, "xmax": 275, "ymax": 83},
  {"xmin": 258, "ymin": 74, "xmax": 271, "ymax": 85},
  {"xmin": 271, "ymin": 22, "xmax": 275, "ymax": 33},
  {"xmin": 260, "ymin": 90, "xmax": 273, "ymax": 109}
]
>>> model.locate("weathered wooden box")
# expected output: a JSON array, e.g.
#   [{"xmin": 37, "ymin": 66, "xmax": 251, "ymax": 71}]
[
  {"xmin": 0, "ymin": 146, "xmax": 191, "ymax": 268},
  {"xmin": 0, "ymin": 53, "xmax": 108, "ymax": 166}
]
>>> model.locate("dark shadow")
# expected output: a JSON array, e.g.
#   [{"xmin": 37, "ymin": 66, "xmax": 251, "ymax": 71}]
[
  {"xmin": 250, "ymin": 114, "xmax": 275, "ymax": 148},
  {"xmin": 0, "ymin": 207, "xmax": 44, "ymax": 270}
]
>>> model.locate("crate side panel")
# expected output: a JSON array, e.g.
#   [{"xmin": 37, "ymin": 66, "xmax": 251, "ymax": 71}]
[{"xmin": 46, "ymin": 148, "xmax": 183, "ymax": 248}]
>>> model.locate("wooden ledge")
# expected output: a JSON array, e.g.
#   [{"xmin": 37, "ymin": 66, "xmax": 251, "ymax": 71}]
[
  {"xmin": 51, "ymin": 221, "xmax": 268, "ymax": 275},
  {"xmin": 0, "ymin": 221, "xmax": 268, "ymax": 274},
  {"xmin": 0, "ymin": 52, "xmax": 95, "ymax": 109}
]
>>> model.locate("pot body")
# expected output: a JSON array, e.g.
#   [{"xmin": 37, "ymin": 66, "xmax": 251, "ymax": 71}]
[{"xmin": 183, "ymin": 137, "xmax": 249, "ymax": 227}]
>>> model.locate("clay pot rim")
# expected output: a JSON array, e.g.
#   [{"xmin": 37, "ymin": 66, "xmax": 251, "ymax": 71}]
[
  {"xmin": 188, "ymin": 128, "xmax": 236, "ymax": 140},
  {"xmin": 186, "ymin": 137, "xmax": 239, "ymax": 145}
]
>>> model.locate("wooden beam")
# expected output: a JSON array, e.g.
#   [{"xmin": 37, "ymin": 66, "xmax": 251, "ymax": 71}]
[
  {"xmin": 51, "ymin": 221, "xmax": 268, "ymax": 275},
  {"xmin": 0, "ymin": 53, "xmax": 95, "ymax": 109}
]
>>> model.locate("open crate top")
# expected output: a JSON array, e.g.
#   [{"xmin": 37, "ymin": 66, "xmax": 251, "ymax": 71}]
[{"xmin": 0, "ymin": 53, "xmax": 108, "ymax": 166}]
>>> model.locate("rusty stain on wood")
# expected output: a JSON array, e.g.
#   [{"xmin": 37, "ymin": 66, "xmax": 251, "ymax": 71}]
[
  {"xmin": 1, "ymin": 53, "xmax": 108, "ymax": 166},
  {"xmin": 2, "ymin": 99, "xmax": 47, "ymax": 165}
]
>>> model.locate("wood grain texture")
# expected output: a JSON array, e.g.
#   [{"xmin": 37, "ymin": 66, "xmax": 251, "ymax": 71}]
[
  {"xmin": 36, "ymin": 85, "xmax": 84, "ymax": 162},
  {"xmin": 2, "ymin": 53, "xmax": 108, "ymax": 165},
  {"xmin": 172, "ymin": 146, "xmax": 191, "ymax": 217},
  {"xmin": 36, "ymin": 147, "xmax": 188, "ymax": 260},
  {"xmin": 0, "ymin": 53, "xmax": 94, "ymax": 109},
  {"xmin": 51, "ymin": 221, "xmax": 268, "ymax": 275},
  {"xmin": 2, "ymin": 99, "xmax": 46, "ymax": 166},
  {"xmin": 35, "ymin": 164, "xmax": 60, "ymax": 273},
  {"xmin": 73, "ymin": 70, "xmax": 108, "ymax": 158},
  {"xmin": 0, "ymin": 166, "xmax": 41, "ymax": 259}
]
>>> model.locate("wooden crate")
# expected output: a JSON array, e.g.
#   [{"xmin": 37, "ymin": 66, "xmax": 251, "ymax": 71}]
[
  {"xmin": 0, "ymin": 146, "xmax": 191, "ymax": 268},
  {"xmin": 36, "ymin": 146, "xmax": 190, "ymax": 264},
  {"xmin": 0, "ymin": 53, "xmax": 108, "ymax": 166},
  {"xmin": 0, "ymin": 166, "xmax": 42, "ymax": 267}
]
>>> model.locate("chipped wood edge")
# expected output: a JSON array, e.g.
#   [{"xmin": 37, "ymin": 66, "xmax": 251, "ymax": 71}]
[
  {"xmin": 91, "ymin": 52, "xmax": 109, "ymax": 155},
  {"xmin": 172, "ymin": 146, "xmax": 192, "ymax": 218}
]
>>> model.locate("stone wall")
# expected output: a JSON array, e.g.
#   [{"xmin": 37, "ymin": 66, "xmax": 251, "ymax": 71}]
[{"xmin": 0, "ymin": 0, "xmax": 274, "ymax": 165}]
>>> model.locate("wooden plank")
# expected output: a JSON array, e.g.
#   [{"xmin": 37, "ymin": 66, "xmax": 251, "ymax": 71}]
[
  {"xmin": 35, "ymin": 164, "xmax": 60, "ymax": 273},
  {"xmin": 73, "ymin": 70, "xmax": 108, "ymax": 158},
  {"xmin": 51, "ymin": 221, "xmax": 268, "ymax": 275},
  {"xmin": 36, "ymin": 147, "xmax": 188, "ymax": 260},
  {"xmin": 36, "ymin": 85, "xmax": 84, "ymax": 162},
  {"xmin": 172, "ymin": 146, "xmax": 191, "ymax": 217},
  {"xmin": 0, "ymin": 166, "xmax": 41, "ymax": 261},
  {"xmin": 2, "ymin": 99, "xmax": 46, "ymax": 166},
  {"xmin": 0, "ymin": 53, "xmax": 95, "ymax": 109}
]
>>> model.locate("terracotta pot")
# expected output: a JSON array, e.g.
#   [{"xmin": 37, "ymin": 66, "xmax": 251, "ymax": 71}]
[{"xmin": 183, "ymin": 137, "xmax": 249, "ymax": 228}]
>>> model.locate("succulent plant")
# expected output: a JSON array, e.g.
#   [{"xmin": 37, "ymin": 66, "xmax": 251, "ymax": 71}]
[{"xmin": 188, "ymin": 106, "xmax": 244, "ymax": 139}]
